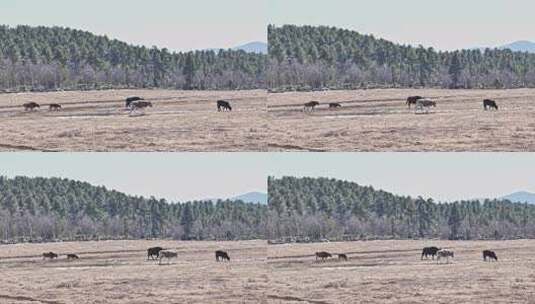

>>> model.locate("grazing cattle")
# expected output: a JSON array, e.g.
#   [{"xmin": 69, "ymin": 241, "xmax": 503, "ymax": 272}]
[
  {"xmin": 436, "ymin": 249, "xmax": 454, "ymax": 264},
  {"xmin": 215, "ymin": 250, "xmax": 231, "ymax": 262},
  {"xmin": 42, "ymin": 252, "xmax": 58, "ymax": 259},
  {"xmin": 415, "ymin": 99, "xmax": 436, "ymax": 113},
  {"xmin": 329, "ymin": 103, "xmax": 342, "ymax": 109},
  {"xmin": 126, "ymin": 96, "xmax": 144, "ymax": 108},
  {"xmin": 421, "ymin": 246, "xmax": 441, "ymax": 260},
  {"xmin": 23, "ymin": 102, "xmax": 40, "ymax": 111},
  {"xmin": 483, "ymin": 250, "xmax": 498, "ymax": 261},
  {"xmin": 66, "ymin": 254, "xmax": 79, "ymax": 260},
  {"xmin": 147, "ymin": 246, "xmax": 164, "ymax": 260},
  {"xmin": 158, "ymin": 250, "xmax": 178, "ymax": 265},
  {"xmin": 315, "ymin": 251, "xmax": 332, "ymax": 261},
  {"xmin": 49, "ymin": 104, "xmax": 62, "ymax": 111},
  {"xmin": 338, "ymin": 253, "xmax": 348, "ymax": 261},
  {"xmin": 483, "ymin": 99, "xmax": 498, "ymax": 110},
  {"xmin": 406, "ymin": 96, "xmax": 424, "ymax": 108},
  {"xmin": 217, "ymin": 100, "xmax": 232, "ymax": 112},
  {"xmin": 304, "ymin": 101, "xmax": 320, "ymax": 111}
]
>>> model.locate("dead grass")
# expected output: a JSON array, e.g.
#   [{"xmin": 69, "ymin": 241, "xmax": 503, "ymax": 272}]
[
  {"xmin": 0, "ymin": 89, "xmax": 267, "ymax": 151},
  {"xmin": 268, "ymin": 88, "xmax": 535, "ymax": 151},
  {"xmin": 1, "ymin": 239, "xmax": 533, "ymax": 303},
  {"xmin": 267, "ymin": 239, "xmax": 535, "ymax": 303},
  {"xmin": 0, "ymin": 240, "xmax": 267, "ymax": 304}
]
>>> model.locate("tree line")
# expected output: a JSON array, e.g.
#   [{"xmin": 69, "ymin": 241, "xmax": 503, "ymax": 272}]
[
  {"xmin": 0, "ymin": 176, "xmax": 267, "ymax": 243},
  {"xmin": 268, "ymin": 176, "xmax": 535, "ymax": 241},
  {"xmin": 268, "ymin": 25, "xmax": 535, "ymax": 90},
  {"xmin": 0, "ymin": 25, "xmax": 266, "ymax": 92}
]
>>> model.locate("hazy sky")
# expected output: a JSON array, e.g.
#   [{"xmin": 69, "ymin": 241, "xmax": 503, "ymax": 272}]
[
  {"xmin": 2, "ymin": 153, "xmax": 533, "ymax": 203},
  {"xmin": 269, "ymin": 0, "xmax": 535, "ymax": 50},
  {"xmin": 0, "ymin": 0, "xmax": 267, "ymax": 51},
  {"xmin": 0, "ymin": 153, "xmax": 268, "ymax": 202},
  {"xmin": 269, "ymin": 153, "xmax": 535, "ymax": 202}
]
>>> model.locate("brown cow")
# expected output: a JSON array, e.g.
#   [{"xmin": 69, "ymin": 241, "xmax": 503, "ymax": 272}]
[
  {"xmin": 42, "ymin": 252, "xmax": 58, "ymax": 259},
  {"xmin": 329, "ymin": 103, "xmax": 342, "ymax": 109},
  {"xmin": 304, "ymin": 101, "xmax": 320, "ymax": 111},
  {"xmin": 23, "ymin": 102, "xmax": 40, "ymax": 111},
  {"xmin": 49, "ymin": 104, "xmax": 62, "ymax": 111},
  {"xmin": 315, "ymin": 251, "xmax": 332, "ymax": 261},
  {"xmin": 66, "ymin": 254, "xmax": 79, "ymax": 260}
]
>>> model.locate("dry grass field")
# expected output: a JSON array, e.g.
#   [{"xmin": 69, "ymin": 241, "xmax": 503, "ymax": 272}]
[
  {"xmin": 267, "ymin": 239, "xmax": 535, "ymax": 304},
  {"xmin": 0, "ymin": 240, "xmax": 267, "ymax": 304},
  {"xmin": 268, "ymin": 89, "xmax": 535, "ymax": 151},
  {"xmin": 0, "ymin": 89, "xmax": 266, "ymax": 152}
]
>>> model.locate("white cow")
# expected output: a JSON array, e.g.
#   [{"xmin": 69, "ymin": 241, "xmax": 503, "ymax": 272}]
[
  {"xmin": 158, "ymin": 250, "xmax": 178, "ymax": 265},
  {"xmin": 436, "ymin": 249, "xmax": 454, "ymax": 264},
  {"xmin": 415, "ymin": 99, "xmax": 436, "ymax": 114}
]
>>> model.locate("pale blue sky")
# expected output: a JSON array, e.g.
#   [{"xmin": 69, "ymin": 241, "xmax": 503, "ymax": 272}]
[
  {"xmin": 269, "ymin": 153, "xmax": 535, "ymax": 202},
  {"xmin": 0, "ymin": 153, "xmax": 268, "ymax": 202},
  {"xmin": 269, "ymin": 0, "xmax": 535, "ymax": 50},
  {"xmin": 1, "ymin": 153, "xmax": 533, "ymax": 203},
  {"xmin": 0, "ymin": 0, "xmax": 267, "ymax": 51}
]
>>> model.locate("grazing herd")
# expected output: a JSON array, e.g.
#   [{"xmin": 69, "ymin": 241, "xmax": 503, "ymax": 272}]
[
  {"xmin": 302, "ymin": 95, "xmax": 501, "ymax": 114},
  {"xmin": 146, "ymin": 247, "xmax": 232, "ymax": 265},
  {"xmin": 42, "ymin": 251, "xmax": 79, "ymax": 260},
  {"xmin": 312, "ymin": 246, "xmax": 499, "ymax": 265},
  {"xmin": 38, "ymin": 247, "xmax": 232, "ymax": 266},
  {"xmin": 19, "ymin": 96, "xmax": 234, "ymax": 116}
]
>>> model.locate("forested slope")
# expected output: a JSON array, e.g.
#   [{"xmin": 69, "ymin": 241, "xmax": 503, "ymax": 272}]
[
  {"xmin": 0, "ymin": 25, "xmax": 266, "ymax": 91},
  {"xmin": 268, "ymin": 176, "xmax": 535, "ymax": 241},
  {"xmin": 268, "ymin": 25, "xmax": 535, "ymax": 90},
  {"xmin": 0, "ymin": 176, "xmax": 267, "ymax": 242}
]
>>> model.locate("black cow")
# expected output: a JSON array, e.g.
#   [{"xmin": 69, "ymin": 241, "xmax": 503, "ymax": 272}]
[
  {"xmin": 338, "ymin": 253, "xmax": 348, "ymax": 261},
  {"xmin": 66, "ymin": 254, "xmax": 79, "ymax": 260},
  {"xmin": 406, "ymin": 96, "xmax": 424, "ymax": 108},
  {"xmin": 421, "ymin": 246, "xmax": 440, "ymax": 260},
  {"xmin": 126, "ymin": 97, "xmax": 144, "ymax": 108},
  {"xmin": 217, "ymin": 100, "xmax": 232, "ymax": 112},
  {"xmin": 315, "ymin": 251, "xmax": 332, "ymax": 261},
  {"xmin": 147, "ymin": 246, "xmax": 164, "ymax": 260},
  {"xmin": 43, "ymin": 252, "xmax": 58, "ymax": 259},
  {"xmin": 23, "ymin": 102, "xmax": 40, "ymax": 111},
  {"xmin": 329, "ymin": 103, "xmax": 342, "ymax": 109},
  {"xmin": 483, "ymin": 99, "xmax": 498, "ymax": 110},
  {"xmin": 483, "ymin": 250, "xmax": 498, "ymax": 261},
  {"xmin": 49, "ymin": 104, "xmax": 62, "ymax": 111},
  {"xmin": 215, "ymin": 250, "xmax": 230, "ymax": 262},
  {"xmin": 304, "ymin": 101, "xmax": 320, "ymax": 111}
]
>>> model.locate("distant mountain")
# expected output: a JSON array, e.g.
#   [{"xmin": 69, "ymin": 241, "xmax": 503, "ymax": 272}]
[
  {"xmin": 269, "ymin": 176, "xmax": 535, "ymax": 241},
  {"xmin": 231, "ymin": 192, "xmax": 267, "ymax": 204},
  {"xmin": 476, "ymin": 41, "xmax": 535, "ymax": 53},
  {"xmin": 233, "ymin": 41, "xmax": 268, "ymax": 54},
  {"xmin": 269, "ymin": 24, "xmax": 535, "ymax": 90},
  {"xmin": 499, "ymin": 41, "xmax": 535, "ymax": 53},
  {"xmin": 500, "ymin": 191, "xmax": 535, "ymax": 204}
]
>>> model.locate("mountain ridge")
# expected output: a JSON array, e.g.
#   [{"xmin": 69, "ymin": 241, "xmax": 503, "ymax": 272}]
[{"xmin": 500, "ymin": 191, "xmax": 535, "ymax": 204}]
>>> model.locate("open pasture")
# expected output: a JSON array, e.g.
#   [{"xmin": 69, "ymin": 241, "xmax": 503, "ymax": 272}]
[
  {"xmin": 0, "ymin": 240, "xmax": 267, "ymax": 304},
  {"xmin": 267, "ymin": 239, "xmax": 535, "ymax": 303},
  {"xmin": 268, "ymin": 89, "xmax": 535, "ymax": 151},
  {"xmin": 0, "ymin": 89, "xmax": 266, "ymax": 152}
]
